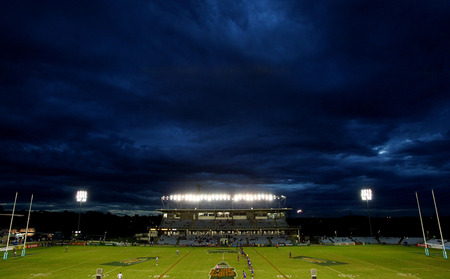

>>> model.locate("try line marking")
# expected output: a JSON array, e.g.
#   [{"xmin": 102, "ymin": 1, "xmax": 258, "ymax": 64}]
[
  {"xmin": 28, "ymin": 255, "xmax": 110, "ymax": 279},
  {"xmin": 252, "ymin": 248, "xmax": 288, "ymax": 279},
  {"xmin": 156, "ymin": 249, "xmax": 193, "ymax": 279}
]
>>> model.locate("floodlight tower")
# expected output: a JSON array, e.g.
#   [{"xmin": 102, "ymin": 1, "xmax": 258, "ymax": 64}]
[
  {"xmin": 76, "ymin": 190, "xmax": 87, "ymax": 236},
  {"xmin": 361, "ymin": 189, "xmax": 373, "ymax": 236}
]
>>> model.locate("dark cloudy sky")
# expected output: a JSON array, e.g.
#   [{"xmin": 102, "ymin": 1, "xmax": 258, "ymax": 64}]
[{"xmin": 1, "ymin": 1, "xmax": 449, "ymax": 217}]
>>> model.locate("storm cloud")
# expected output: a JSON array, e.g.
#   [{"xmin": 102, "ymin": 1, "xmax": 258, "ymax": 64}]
[{"xmin": 1, "ymin": 1, "xmax": 449, "ymax": 217}]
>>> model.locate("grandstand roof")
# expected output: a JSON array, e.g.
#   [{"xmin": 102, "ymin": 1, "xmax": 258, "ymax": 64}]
[{"xmin": 158, "ymin": 208, "xmax": 292, "ymax": 213}]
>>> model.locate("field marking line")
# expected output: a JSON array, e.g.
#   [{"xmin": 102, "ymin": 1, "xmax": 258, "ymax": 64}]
[
  {"xmin": 156, "ymin": 248, "xmax": 193, "ymax": 279},
  {"xmin": 252, "ymin": 248, "xmax": 288, "ymax": 279},
  {"xmin": 342, "ymin": 252, "xmax": 450, "ymax": 274},
  {"xmin": 321, "ymin": 248, "xmax": 450, "ymax": 275},
  {"xmin": 338, "ymin": 254, "xmax": 404, "ymax": 274},
  {"xmin": 28, "ymin": 255, "xmax": 110, "ymax": 279},
  {"xmin": 1, "ymin": 248, "xmax": 82, "ymax": 272},
  {"xmin": 401, "ymin": 259, "xmax": 450, "ymax": 272},
  {"xmin": 104, "ymin": 266, "xmax": 121, "ymax": 275},
  {"xmin": 322, "ymin": 265, "xmax": 348, "ymax": 276}
]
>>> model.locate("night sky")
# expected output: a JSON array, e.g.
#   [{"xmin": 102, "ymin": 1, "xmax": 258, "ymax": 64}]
[{"xmin": 1, "ymin": 1, "xmax": 449, "ymax": 217}]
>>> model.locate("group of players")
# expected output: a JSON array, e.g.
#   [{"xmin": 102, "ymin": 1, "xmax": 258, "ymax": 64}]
[
  {"xmin": 116, "ymin": 247, "xmax": 265, "ymax": 278},
  {"xmin": 238, "ymin": 247, "xmax": 254, "ymax": 279}
]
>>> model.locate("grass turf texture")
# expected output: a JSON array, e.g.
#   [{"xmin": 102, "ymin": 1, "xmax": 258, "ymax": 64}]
[{"xmin": 1, "ymin": 245, "xmax": 449, "ymax": 279}]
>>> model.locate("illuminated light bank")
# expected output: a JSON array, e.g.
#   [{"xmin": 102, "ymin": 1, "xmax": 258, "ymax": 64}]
[
  {"xmin": 361, "ymin": 189, "xmax": 372, "ymax": 201},
  {"xmin": 161, "ymin": 193, "xmax": 283, "ymax": 202},
  {"xmin": 76, "ymin": 190, "xmax": 87, "ymax": 202}
]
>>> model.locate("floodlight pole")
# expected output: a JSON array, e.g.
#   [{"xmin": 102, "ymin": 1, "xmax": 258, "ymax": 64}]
[
  {"xmin": 77, "ymin": 200, "xmax": 82, "ymax": 233},
  {"xmin": 76, "ymin": 190, "xmax": 87, "ymax": 237},
  {"xmin": 366, "ymin": 199, "xmax": 373, "ymax": 237},
  {"xmin": 361, "ymin": 189, "xmax": 373, "ymax": 237},
  {"xmin": 3, "ymin": 192, "xmax": 18, "ymax": 260},
  {"xmin": 432, "ymin": 189, "xmax": 447, "ymax": 259}
]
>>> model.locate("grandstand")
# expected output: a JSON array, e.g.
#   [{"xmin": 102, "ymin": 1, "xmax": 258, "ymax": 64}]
[
  {"xmin": 136, "ymin": 193, "xmax": 449, "ymax": 248},
  {"xmin": 352, "ymin": 236, "xmax": 378, "ymax": 244},
  {"xmin": 378, "ymin": 236, "xmax": 402, "ymax": 245},
  {"xmin": 151, "ymin": 193, "xmax": 299, "ymax": 246}
]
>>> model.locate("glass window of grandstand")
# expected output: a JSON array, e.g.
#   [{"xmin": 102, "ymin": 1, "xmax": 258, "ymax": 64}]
[
  {"xmin": 268, "ymin": 213, "xmax": 280, "ymax": 219},
  {"xmin": 216, "ymin": 211, "xmax": 230, "ymax": 219}
]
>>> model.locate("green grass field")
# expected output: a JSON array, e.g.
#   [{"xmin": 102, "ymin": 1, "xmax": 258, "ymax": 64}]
[{"xmin": 1, "ymin": 245, "xmax": 449, "ymax": 279}]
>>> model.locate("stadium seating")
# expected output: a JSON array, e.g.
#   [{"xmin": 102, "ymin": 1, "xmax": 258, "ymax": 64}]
[
  {"xmin": 320, "ymin": 237, "xmax": 333, "ymax": 244},
  {"xmin": 178, "ymin": 234, "xmax": 219, "ymax": 246},
  {"xmin": 332, "ymin": 237, "xmax": 354, "ymax": 244},
  {"xmin": 229, "ymin": 235, "xmax": 247, "ymax": 246},
  {"xmin": 351, "ymin": 236, "xmax": 378, "ymax": 244},
  {"xmin": 378, "ymin": 237, "xmax": 402, "ymax": 245},
  {"xmin": 192, "ymin": 220, "xmax": 214, "ymax": 230},
  {"xmin": 401, "ymin": 237, "xmax": 423, "ymax": 245},
  {"xmin": 275, "ymin": 219, "xmax": 289, "ymax": 228},
  {"xmin": 157, "ymin": 235, "xmax": 179, "ymax": 245},
  {"xmin": 270, "ymin": 234, "xmax": 292, "ymax": 245},
  {"xmin": 215, "ymin": 219, "xmax": 234, "ymax": 230},
  {"xmin": 233, "ymin": 219, "xmax": 255, "ymax": 230},
  {"xmin": 255, "ymin": 219, "xmax": 276, "ymax": 229},
  {"xmin": 248, "ymin": 235, "xmax": 269, "ymax": 246},
  {"xmin": 178, "ymin": 235, "xmax": 195, "ymax": 246},
  {"xmin": 159, "ymin": 219, "xmax": 175, "ymax": 229},
  {"xmin": 171, "ymin": 220, "xmax": 191, "ymax": 229}
]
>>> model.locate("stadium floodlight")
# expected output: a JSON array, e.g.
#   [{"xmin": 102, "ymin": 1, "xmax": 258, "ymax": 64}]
[
  {"xmin": 76, "ymin": 190, "xmax": 87, "ymax": 202},
  {"xmin": 361, "ymin": 189, "xmax": 372, "ymax": 201},
  {"xmin": 76, "ymin": 190, "xmax": 87, "ymax": 236},
  {"xmin": 161, "ymin": 193, "xmax": 280, "ymax": 202},
  {"xmin": 361, "ymin": 189, "xmax": 373, "ymax": 236}
]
